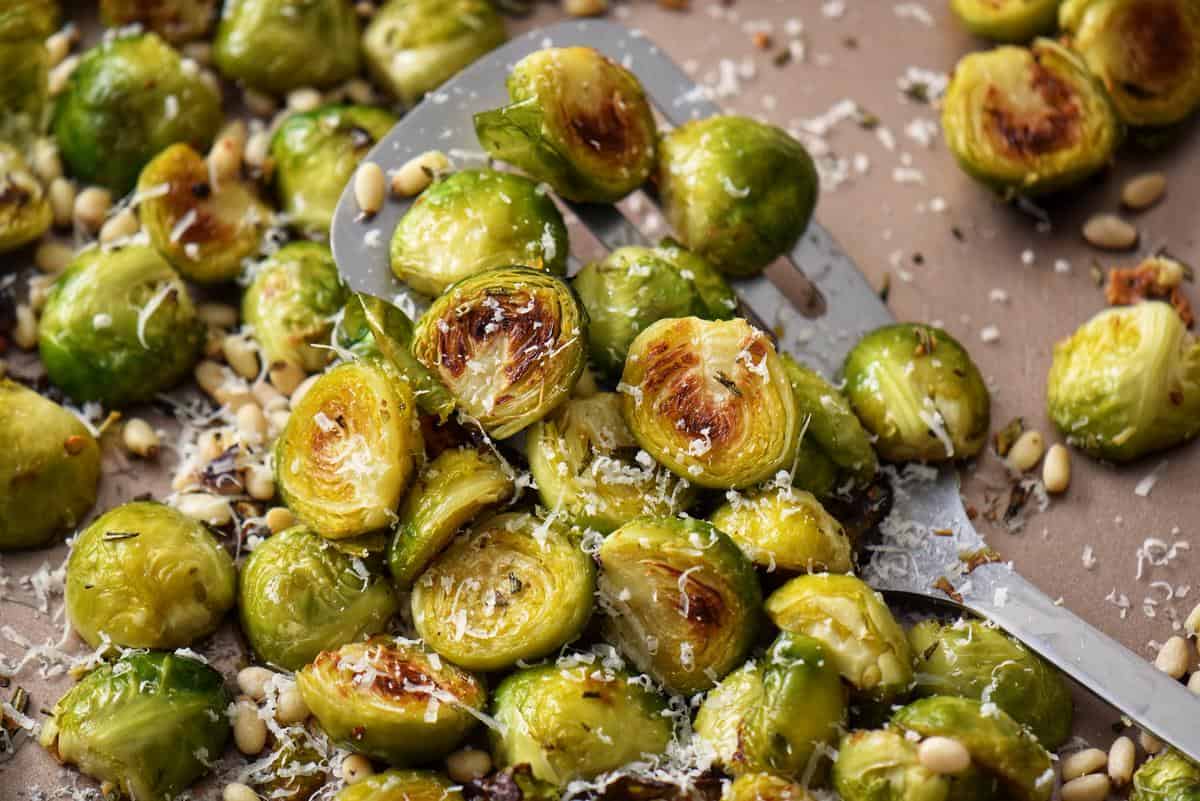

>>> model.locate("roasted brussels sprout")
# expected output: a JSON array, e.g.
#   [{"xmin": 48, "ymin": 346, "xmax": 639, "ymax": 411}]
[
  {"xmin": 0, "ymin": 40, "xmax": 48, "ymax": 149},
  {"xmin": 138, "ymin": 143, "xmax": 270, "ymax": 283},
  {"xmin": 53, "ymin": 32, "xmax": 223, "ymax": 193},
  {"xmin": 390, "ymin": 169, "xmax": 568, "ymax": 297},
  {"xmin": 526, "ymin": 393, "xmax": 696, "ymax": 533},
  {"xmin": 388, "ymin": 447, "xmax": 515, "ymax": 589},
  {"xmin": 709, "ymin": 485, "xmax": 852, "ymax": 574},
  {"xmin": 620, "ymin": 317, "xmax": 798, "ymax": 489},
  {"xmin": 765, "ymin": 573, "xmax": 913, "ymax": 700},
  {"xmin": 276, "ymin": 360, "xmax": 420, "ymax": 539},
  {"xmin": 1060, "ymin": 0, "xmax": 1200, "ymax": 129},
  {"xmin": 724, "ymin": 773, "xmax": 813, "ymax": 801},
  {"xmin": 38, "ymin": 652, "xmax": 230, "ymax": 801},
  {"xmin": 243, "ymin": 242, "xmax": 348, "ymax": 374},
  {"xmin": 892, "ymin": 696, "xmax": 1054, "ymax": 801},
  {"xmin": 842, "ymin": 323, "xmax": 990, "ymax": 463},
  {"xmin": 490, "ymin": 662, "xmax": 673, "ymax": 787},
  {"xmin": 65, "ymin": 501, "xmax": 236, "ymax": 649},
  {"xmin": 240, "ymin": 526, "xmax": 399, "ymax": 670},
  {"xmin": 39, "ymin": 245, "xmax": 205, "ymax": 407},
  {"xmin": 214, "ymin": 0, "xmax": 360, "ymax": 93},
  {"xmin": 1132, "ymin": 750, "xmax": 1200, "ymax": 801},
  {"xmin": 336, "ymin": 770, "xmax": 465, "ymax": 801},
  {"xmin": 245, "ymin": 729, "xmax": 331, "ymax": 801},
  {"xmin": 909, "ymin": 619, "xmax": 1073, "ymax": 748},
  {"xmin": 782, "ymin": 354, "xmax": 878, "ymax": 491},
  {"xmin": 834, "ymin": 729, "xmax": 1000, "ymax": 801},
  {"xmin": 411, "ymin": 511, "xmax": 594, "ymax": 670},
  {"xmin": 475, "ymin": 46, "xmax": 657, "ymax": 203},
  {"xmin": 0, "ymin": 0, "xmax": 58, "ymax": 38},
  {"xmin": 411, "ymin": 267, "xmax": 587, "ymax": 439},
  {"xmin": 657, "ymin": 116, "xmax": 818, "ymax": 277},
  {"xmin": 1047, "ymin": 302, "xmax": 1200, "ymax": 461},
  {"xmin": 0, "ymin": 144, "xmax": 52, "ymax": 255},
  {"xmin": 271, "ymin": 105, "xmax": 397, "ymax": 236},
  {"xmin": 298, "ymin": 635, "xmax": 487, "ymax": 765},
  {"xmin": 597, "ymin": 517, "xmax": 760, "ymax": 694},
  {"xmin": 940, "ymin": 39, "xmax": 1121, "ymax": 196},
  {"xmin": 950, "ymin": 0, "xmax": 1061, "ymax": 42},
  {"xmin": 695, "ymin": 634, "xmax": 847, "ymax": 778},
  {"xmin": 0, "ymin": 380, "xmax": 100, "ymax": 551},
  {"xmin": 572, "ymin": 243, "xmax": 738, "ymax": 377},
  {"xmin": 100, "ymin": 0, "xmax": 217, "ymax": 43},
  {"xmin": 364, "ymin": 0, "xmax": 507, "ymax": 106}
]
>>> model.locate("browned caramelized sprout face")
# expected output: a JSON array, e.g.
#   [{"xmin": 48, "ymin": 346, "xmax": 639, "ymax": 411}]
[{"xmin": 99, "ymin": 0, "xmax": 217, "ymax": 43}]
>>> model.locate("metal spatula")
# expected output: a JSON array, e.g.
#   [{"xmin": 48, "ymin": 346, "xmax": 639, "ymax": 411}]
[{"xmin": 330, "ymin": 19, "xmax": 1200, "ymax": 760}]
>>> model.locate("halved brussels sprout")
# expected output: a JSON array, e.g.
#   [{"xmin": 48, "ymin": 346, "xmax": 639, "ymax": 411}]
[
  {"xmin": 1047, "ymin": 302, "xmax": 1200, "ymax": 462},
  {"xmin": 271, "ymin": 104, "xmax": 397, "ymax": 236},
  {"xmin": 411, "ymin": 266, "xmax": 587, "ymax": 439},
  {"xmin": 100, "ymin": 0, "xmax": 217, "ymax": 43},
  {"xmin": 0, "ymin": 0, "xmax": 58, "ymax": 38},
  {"xmin": 38, "ymin": 245, "xmax": 205, "ymax": 407},
  {"xmin": 657, "ymin": 116, "xmax": 818, "ymax": 277},
  {"xmin": 724, "ymin": 773, "xmax": 814, "ymax": 801},
  {"xmin": 243, "ymin": 242, "xmax": 348, "ymax": 374},
  {"xmin": 620, "ymin": 317, "xmax": 798, "ymax": 489},
  {"xmin": 834, "ymin": 729, "xmax": 1000, "ymax": 801},
  {"xmin": 765, "ymin": 573, "xmax": 913, "ymax": 700},
  {"xmin": 275, "ymin": 360, "xmax": 420, "ymax": 539},
  {"xmin": 1060, "ymin": 0, "xmax": 1200, "ymax": 128},
  {"xmin": 336, "ymin": 770, "xmax": 465, "ymax": 801},
  {"xmin": 411, "ymin": 511, "xmax": 594, "ymax": 670},
  {"xmin": 709, "ymin": 485, "xmax": 852, "ymax": 574},
  {"xmin": 297, "ymin": 635, "xmax": 487, "ymax": 765},
  {"xmin": 572, "ymin": 243, "xmax": 738, "ymax": 377},
  {"xmin": 909, "ymin": 619, "xmax": 1073, "ymax": 749},
  {"xmin": 388, "ymin": 447, "xmax": 515, "ymax": 589},
  {"xmin": 364, "ymin": 0, "xmax": 507, "ymax": 106},
  {"xmin": 695, "ymin": 634, "xmax": 847, "ymax": 778},
  {"xmin": 53, "ymin": 32, "xmax": 223, "ymax": 193},
  {"xmin": 940, "ymin": 39, "xmax": 1121, "ymax": 196},
  {"xmin": 138, "ymin": 143, "xmax": 271, "ymax": 283},
  {"xmin": 0, "ymin": 144, "xmax": 52, "ymax": 253},
  {"xmin": 950, "ymin": 0, "xmax": 1061, "ymax": 42},
  {"xmin": 0, "ymin": 40, "xmax": 48, "ymax": 149},
  {"xmin": 38, "ymin": 652, "xmax": 230, "ymax": 801},
  {"xmin": 1132, "ymin": 750, "xmax": 1200, "ymax": 801},
  {"xmin": 490, "ymin": 662, "xmax": 673, "ymax": 787},
  {"xmin": 214, "ymin": 0, "xmax": 360, "ymax": 93},
  {"xmin": 0, "ymin": 380, "xmax": 100, "ymax": 551},
  {"xmin": 842, "ymin": 323, "xmax": 990, "ymax": 463},
  {"xmin": 475, "ymin": 46, "xmax": 657, "ymax": 203},
  {"xmin": 240, "ymin": 525, "xmax": 399, "ymax": 670},
  {"xmin": 65, "ymin": 501, "xmax": 236, "ymax": 649},
  {"xmin": 891, "ymin": 697, "xmax": 1054, "ymax": 801},
  {"xmin": 526, "ymin": 393, "xmax": 696, "ymax": 534},
  {"xmin": 245, "ymin": 729, "xmax": 331, "ymax": 801},
  {"xmin": 597, "ymin": 517, "xmax": 760, "ymax": 694},
  {"xmin": 389, "ymin": 169, "xmax": 568, "ymax": 297},
  {"xmin": 782, "ymin": 354, "xmax": 878, "ymax": 491}
]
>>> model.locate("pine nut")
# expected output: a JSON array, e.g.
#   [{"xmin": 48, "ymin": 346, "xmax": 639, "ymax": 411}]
[
  {"xmin": 236, "ymin": 403, "xmax": 269, "ymax": 446},
  {"xmin": 209, "ymin": 121, "xmax": 247, "ymax": 182},
  {"xmin": 355, "ymin": 162, "xmax": 386, "ymax": 216},
  {"xmin": 243, "ymin": 88, "xmax": 278, "ymax": 118},
  {"xmin": 391, "ymin": 150, "xmax": 449, "ymax": 198},
  {"xmin": 48, "ymin": 55, "xmax": 78, "ymax": 95},
  {"xmin": 563, "ymin": 0, "xmax": 609, "ymax": 15},
  {"xmin": 27, "ymin": 275, "xmax": 53, "ymax": 312},
  {"xmin": 233, "ymin": 697, "xmax": 268, "ymax": 755},
  {"xmin": 1140, "ymin": 730, "xmax": 1164, "ymax": 755},
  {"xmin": 252, "ymin": 380, "xmax": 288, "ymax": 412},
  {"xmin": 1043, "ymin": 444, "xmax": 1071, "ymax": 494},
  {"xmin": 341, "ymin": 78, "xmax": 375, "ymax": 105},
  {"xmin": 195, "ymin": 360, "xmax": 230, "ymax": 400},
  {"xmin": 268, "ymin": 408, "xmax": 291, "ymax": 434},
  {"xmin": 245, "ymin": 130, "xmax": 272, "ymax": 172},
  {"xmin": 916, "ymin": 737, "xmax": 970, "ymax": 775},
  {"xmin": 1185, "ymin": 603, "xmax": 1200, "ymax": 637},
  {"xmin": 1062, "ymin": 774, "xmax": 1111, "ymax": 801},
  {"xmin": 1188, "ymin": 672, "xmax": 1200, "ymax": 694},
  {"xmin": 123, "ymin": 418, "xmax": 160, "ymax": 458},
  {"xmin": 176, "ymin": 492, "xmax": 234, "ymax": 526},
  {"xmin": 238, "ymin": 666, "xmax": 276, "ymax": 700},
  {"xmin": 275, "ymin": 686, "xmax": 310, "ymax": 724},
  {"xmin": 265, "ymin": 506, "xmax": 295, "ymax": 534},
  {"xmin": 446, "ymin": 748, "xmax": 493, "ymax": 783},
  {"xmin": 224, "ymin": 783, "xmax": 259, "ymax": 801},
  {"xmin": 49, "ymin": 178, "xmax": 75, "ymax": 228},
  {"xmin": 1007, "ymin": 430, "xmax": 1045, "ymax": 472},
  {"xmin": 342, "ymin": 754, "xmax": 375, "ymax": 784},
  {"xmin": 1155, "ymin": 636, "xmax": 1190, "ymax": 679},
  {"xmin": 98, "ymin": 208, "xmax": 139, "ymax": 244},
  {"xmin": 1109, "ymin": 736, "xmax": 1135, "ymax": 786},
  {"xmin": 270, "ymin": 361, "xmax": 307, "ymax": 396},
  {"xmin": 13, "ymin": 305, "xmax": 37, "ymax": 350},
  {"xmin": 287, "ymin": 87, "xmax": 323, "ymax": 113},
  {"xmin": 1063, "ymin": 748, "xmax": 1108, "ymax": 781},
  {"xmin": 197, "ymin": 303, "xmax": 238, "ymax": 329},
  {"xmin": 74, "ymin": 187, "xmax": 112, "ymax": 233},
  {"xmin": 1082, "ymin": 214, "xmax": 1138, "ymax": 251},
  {"xmin": 30, "ymin": 138, "xmax": 62, "ymax": 183},
  {"xmin": 35, "ymin": 239, "xmax": 73, "ymax": 274},
  {"xmin": 1122, "ymin": 172, "xmax": 1166, "ymax": 211},
  {"xmin": 45, "ymin": 29, "xmax": 75, "ymax": 68},
  {"xmin": 182, "ymin": 41, "xmax": 213, "ymax": 65},
  {"xmin": 223, "ymin": 334, "xmax": 260, "ymax": 379}
]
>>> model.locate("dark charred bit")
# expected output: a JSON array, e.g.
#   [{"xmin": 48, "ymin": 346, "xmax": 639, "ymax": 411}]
[
  {"xmin": 1003, "ymin": 481, "xmax": 1033, "ymax": 524},
  {"xmin": 1105, "ymin": 259, "xmax": 1194, "ymax": 327},
  {"xmin": 985, "ymin": 60, "xmax": 1082, "ymax": 159},
  {"xmin": 647, "ymin": 562, "xmax": 726, "ymax": 627},
  {"xmin": 349, "ymin": 126, "xmax": 375, "ymax": 150},
  {"xmin": 435, "ymin": 291, "xmax": 559, "ymax": 384},
  {"xmin": 369, "ymin": 648, "xmax": 437, "ymax": 700},
  {"xmin": 191, "ymin": 182, "xmax": 211, "ymax": 199},
  {"xmin": 932, "ymin": 576, "xmax": 964, "ymax": 604},
  {"xmin": 960, "ymin": 546, "xmax": 1002, "ymax": 573},
  {"xmin": 1121, "ymin": 2, "xmax": 1191, "ymax": 90},
  {"xmin": 567, "ymin": 86, "xmax": 639, "ymax": 158}
]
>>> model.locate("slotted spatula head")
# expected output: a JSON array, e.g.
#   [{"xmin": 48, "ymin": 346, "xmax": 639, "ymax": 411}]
[{"xmin": 329, "ymin": 19, "xmax": 1200, "ymax": 760}]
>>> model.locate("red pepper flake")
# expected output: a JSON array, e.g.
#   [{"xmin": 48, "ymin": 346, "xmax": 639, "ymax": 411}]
[
  {"xmin": 63, "ymin": 435, "xmax": 88, "ymax": 455},
  {"xmin": 752, "ymin": 32, "xmax": 772, "ymax": 50}
]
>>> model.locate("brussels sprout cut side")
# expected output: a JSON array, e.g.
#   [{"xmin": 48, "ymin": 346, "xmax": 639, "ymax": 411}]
[
  {"xmin": 620, "ymin": 317, "xmax": 798, "ymax": 489},
  {"xmin": 724, "ymin": 774, "xmax": 814, "ymax": 801},
  {"xmin": 1047, "ymin": 302, "xmax": 1200, "ymax": 462},
  {"xmin": 709, "ymin": 485, "xmax": 853, "ymax": 574},
  {"xmin": 950, "ymin": 0, "xmax": 1061, "ymax": 42},
  {"xmin": 335, "ymin": 771, "xmax": 466, "ymax": 801},
  {"xmin": 39, "ymin": 652, "xmax": 230, "ymax": 801},
  {"xmin": 834, "ymin": 728, "xmax": 1000, "ymax": 801},
  {"xmin": 0, "ymin": 144, "xmax": 52, "ymax": 255},
  {"xmin": 99, "ymin": 0, "xmax": 217, "ymax": 43},
  {"xmin": 475, "ymin": 46, "xmax": 658, "ymax": 203},
  {"xmin": 1132, "ymin": 750, "xmax": 1200, "ymax": 801},
  {"xmin": 298, "ymin": 636, "xmax": 487, "ymax": 765},
  {"xmin": 941, "ymin": 39, "xmax": 1120, "ymax": 196}
]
